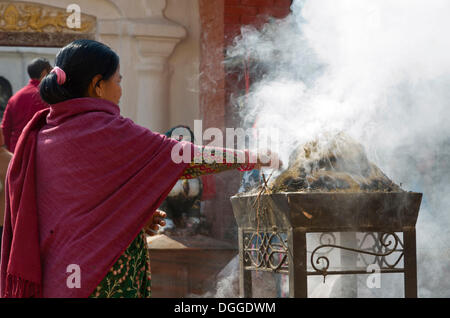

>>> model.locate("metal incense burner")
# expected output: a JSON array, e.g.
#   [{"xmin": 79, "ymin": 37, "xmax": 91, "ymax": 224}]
[{"xmin": 230, "ymin": 192, "xmax": 422, "ymax": 298}]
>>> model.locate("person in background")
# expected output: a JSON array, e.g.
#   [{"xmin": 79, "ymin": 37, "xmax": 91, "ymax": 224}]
[
  {"xmin": 0, "ymin": 130, "xmax": 13, "ymax": 253},
  {"xmin": 1, "ymin": 58, "xmax": 51, "ymax": 153}
]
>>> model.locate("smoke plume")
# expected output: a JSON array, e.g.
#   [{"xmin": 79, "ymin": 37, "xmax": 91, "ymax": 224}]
[{"xmin": 226, "ymin": 0, "xmax": 450, "ymax": 297}]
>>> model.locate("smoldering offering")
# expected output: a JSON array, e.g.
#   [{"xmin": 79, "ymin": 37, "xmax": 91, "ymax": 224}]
[{"xmin": 270, "ymin": 133, "xmax": 402, "ymax": 193}]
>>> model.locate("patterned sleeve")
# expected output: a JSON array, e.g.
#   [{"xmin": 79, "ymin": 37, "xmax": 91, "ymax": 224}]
[{"xmin": 180, "ymin": 146, "xmax": 256, "ymax": 180}]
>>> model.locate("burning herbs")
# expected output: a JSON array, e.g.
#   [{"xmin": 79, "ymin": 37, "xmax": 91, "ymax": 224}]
[{"xmin": 266, "ymin": 133, "xmax": 402, "ymax": 193}]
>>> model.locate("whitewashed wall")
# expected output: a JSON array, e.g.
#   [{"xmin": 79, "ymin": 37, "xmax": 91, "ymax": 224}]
[
  {"xmin": 5, "ymin": 0, "xmax": 201, "ymax": 135},
  {"xmin": 0, "ymin": 47, "xmax": 58, "ymax": 94}
]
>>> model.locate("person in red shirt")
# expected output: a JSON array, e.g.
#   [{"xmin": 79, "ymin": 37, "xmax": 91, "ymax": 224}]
[{"xmin": 1, "ymin": 58, "xmax": 52, "ymax": 153}]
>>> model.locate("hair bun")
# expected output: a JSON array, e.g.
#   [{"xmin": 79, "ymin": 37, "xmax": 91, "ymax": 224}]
[{"xmin": 50, "ymin": 67, "xmax": 67, "ymax": 85}]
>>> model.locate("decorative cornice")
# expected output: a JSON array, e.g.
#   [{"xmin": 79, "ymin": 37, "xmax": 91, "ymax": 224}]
[
  {"xmin": 98, "ymin": 17, "xmax": 186, "ymax": 39},
  {"xmin": 136, "ymin": 35, "xmax": 183, "ymax": 58}
]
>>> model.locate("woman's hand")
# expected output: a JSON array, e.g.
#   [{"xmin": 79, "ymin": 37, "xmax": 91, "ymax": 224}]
[{"xmin": 144, "ymin": 210, "xmax": 167, "ymax": 236}]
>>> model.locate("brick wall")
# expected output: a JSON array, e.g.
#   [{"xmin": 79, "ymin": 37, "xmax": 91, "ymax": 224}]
[
  {"xmin": 224, "ymin": 0, "xmax": 292, "ymax": 128},
  {"xmin": 199, "ymin": 0, "xmax": 292, "ymax": 243},
  {"xmin": 224, "ymin": 0, "xmax": 292, "ymax": 46}
]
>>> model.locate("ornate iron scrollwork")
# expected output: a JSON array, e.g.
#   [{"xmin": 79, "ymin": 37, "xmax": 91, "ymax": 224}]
[
  {"xmin": 310, "ymin": 232, "xmax": 404, "ymax": 280},
  {"xmin": 243, "ymin": 230, "xmax": 289, "ymax": 272},
  {"xmin": 318, "ymin": 232, "xmax": 337, "ymax": 254},
  {"xmin": 357, "ymin": 232, "xmax": 404, "ymax": 269}
]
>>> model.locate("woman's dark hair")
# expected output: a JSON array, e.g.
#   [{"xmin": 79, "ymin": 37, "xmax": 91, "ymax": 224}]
[
  {"xmin": 27, "ymin": 58, "xmax": 52, "ymax": 79},
  {"xmin": 40, "ymin": 39, "xmax": 120, "ymax": 105}
]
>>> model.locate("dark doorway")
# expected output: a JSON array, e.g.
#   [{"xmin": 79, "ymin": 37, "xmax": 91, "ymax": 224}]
[{"xmin": 0, "ymin": 76, "xmax": 12, "ymax": 120}]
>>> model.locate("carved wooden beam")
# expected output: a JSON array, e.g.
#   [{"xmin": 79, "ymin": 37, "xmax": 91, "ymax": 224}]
[{"xmin": 0, "ymin": 1, "xmax": 96, "ymax": 47}]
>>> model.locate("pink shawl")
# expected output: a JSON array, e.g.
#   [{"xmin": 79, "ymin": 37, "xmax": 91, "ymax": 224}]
[{"xmin": 0, "ymin": 97, "xmax": 193, "ymax": 298}]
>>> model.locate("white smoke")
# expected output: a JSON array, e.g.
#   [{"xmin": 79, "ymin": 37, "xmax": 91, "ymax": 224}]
[{"xmin": 226, "ymin": 0, "xmax": 450, "ymax": 297}]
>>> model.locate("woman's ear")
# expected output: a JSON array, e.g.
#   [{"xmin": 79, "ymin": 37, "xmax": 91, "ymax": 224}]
[{"xmin": 87, "ymin": 74, "xmax": 103, "ymax": 98}]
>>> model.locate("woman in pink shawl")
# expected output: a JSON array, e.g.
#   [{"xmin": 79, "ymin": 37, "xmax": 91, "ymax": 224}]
[{"xmin": 0, "ymin": 40, "xmax": 277, "ymax": 298}]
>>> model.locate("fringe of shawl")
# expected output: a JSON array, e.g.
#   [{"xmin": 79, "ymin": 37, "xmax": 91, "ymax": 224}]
[{"xmin": 3, "ymin": 273, "xmax": 42, "ymax": 298}]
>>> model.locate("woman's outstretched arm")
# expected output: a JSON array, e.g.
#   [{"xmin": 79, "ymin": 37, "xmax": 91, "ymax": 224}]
[{"xmin": 180, "ymin": 146, "xmax": 280, "ymax": 179}]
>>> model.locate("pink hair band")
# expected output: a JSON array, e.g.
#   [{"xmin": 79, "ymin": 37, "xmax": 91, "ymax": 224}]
[{"xmin": 50, "ymin": 66, "xmax": 66, "ymax": 85}]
